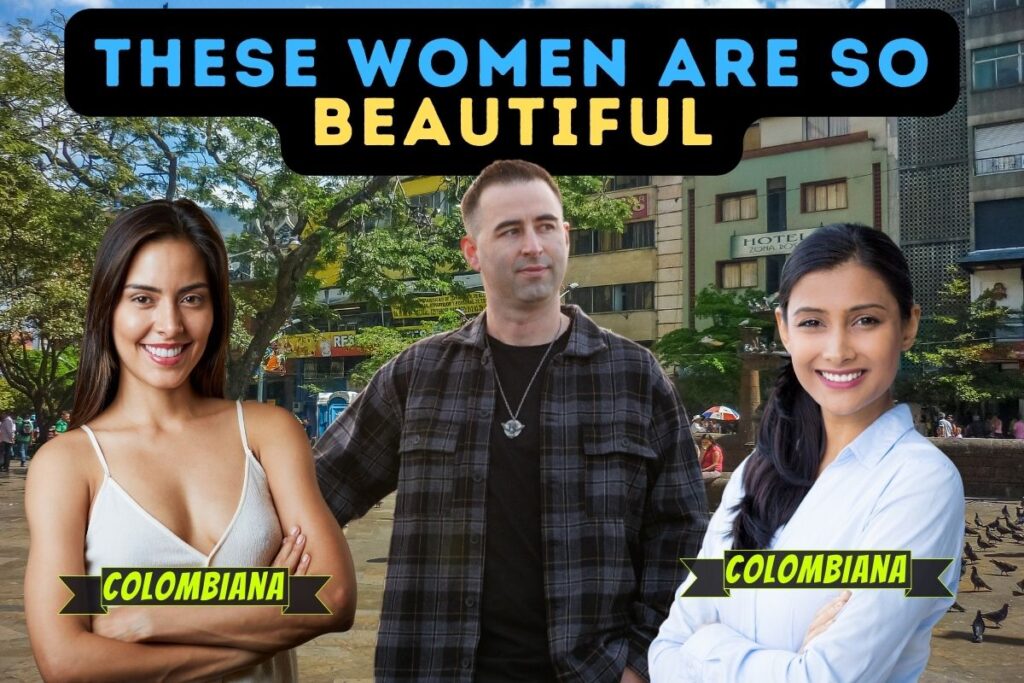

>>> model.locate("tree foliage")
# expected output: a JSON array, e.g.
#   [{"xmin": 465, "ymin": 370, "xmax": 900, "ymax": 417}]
[
  {"xmin": 655, "ymin": 286, "xmax": 774, "ymax": 415},
  {"xmin": 897, "ymin": 266, "xmax": 1024, "ymax": 411},
  {"xmin": 2, "ymin": 14, "xmax": 635, "ymax": 411},
  {"xmin": 0, "ymin": 20, "xmax": 107, "ymax": 436}
]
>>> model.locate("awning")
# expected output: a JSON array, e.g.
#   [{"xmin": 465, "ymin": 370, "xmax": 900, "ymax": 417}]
[{"xmin": 957, "ymin": 247, "xmax": 1024, "ymax": 272}]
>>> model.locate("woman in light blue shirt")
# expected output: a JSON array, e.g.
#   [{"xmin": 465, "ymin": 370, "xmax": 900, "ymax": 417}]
[{"xmin": 650, "ymin": 224, "xmax": 964, "ymax": 682}]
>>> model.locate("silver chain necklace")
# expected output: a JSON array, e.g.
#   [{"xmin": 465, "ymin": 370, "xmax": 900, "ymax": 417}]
[{"xmin": 487, "ymin": 319, "xmax": 563, "ymax": 439}]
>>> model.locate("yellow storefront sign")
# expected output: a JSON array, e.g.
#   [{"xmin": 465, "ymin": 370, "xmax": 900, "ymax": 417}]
[
  {"xmin": 278, "ymin": 325, "xmax": 432, "ymax": 359},
  {"xmin": 391, "ymin": 292, "xmax": 486, "ymax": 319}
]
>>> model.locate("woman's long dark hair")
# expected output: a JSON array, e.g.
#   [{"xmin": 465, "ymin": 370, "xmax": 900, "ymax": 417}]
[
  {"xmin": 730, "ymin": 223, "xmax": 914, "ymax": 550},
  {"xmin": 71, "ymin": 199, "xmax": 231, "ymax": 429}
]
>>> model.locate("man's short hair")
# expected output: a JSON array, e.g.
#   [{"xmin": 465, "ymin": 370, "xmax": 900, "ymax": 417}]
[{"xmin": 460, "ymin": 160, "xmax": 562, "ymax": 234}]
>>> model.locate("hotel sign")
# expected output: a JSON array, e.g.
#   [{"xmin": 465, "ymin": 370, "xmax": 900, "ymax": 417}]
[{"xmin": 731, "ymin": 228, "xmax": 818, "ymax": 259}]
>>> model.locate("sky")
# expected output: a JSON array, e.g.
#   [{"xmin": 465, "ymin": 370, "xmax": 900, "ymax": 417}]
[{"xmin": 0, "ymin": 0, "xmax": 885, "ymax": 30}]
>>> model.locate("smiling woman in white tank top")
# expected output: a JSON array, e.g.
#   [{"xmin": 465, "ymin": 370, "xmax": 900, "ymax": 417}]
[{"xmin": 24, "ymin": 199, "xmax": 357, "ymax": 682}]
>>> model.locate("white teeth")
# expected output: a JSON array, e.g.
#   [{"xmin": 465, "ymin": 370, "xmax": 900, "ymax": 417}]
[
  {"xmin": 144, "ymin": 345, "xmax": 184, "ymax": 358},
  {"xmin": 821, "ymin": 370, "xmax": 863, "ymax": 383}
]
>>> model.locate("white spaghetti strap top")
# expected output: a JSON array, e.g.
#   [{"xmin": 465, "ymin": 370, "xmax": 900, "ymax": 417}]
[{"xmin": 82, "ymin": 401, "xmax": 297, "ymax": 682}]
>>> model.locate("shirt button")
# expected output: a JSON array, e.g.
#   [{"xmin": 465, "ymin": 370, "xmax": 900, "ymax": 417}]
[
  {"xmin": 465, "ymin": 596, "xmax": 476, "ymax": 607},
  {"xmin": 479, "ymin": 408, "xmax": 491, "ymax": 418},
  {"xmin": 620, "ymin": 437, "xmax": 630, "ymax": 447},
  {"xmin": 470, "ymin": 533, "xmax": 481, "ymax": 545},
  {"xmin": 411, "ymin": 435, "xmax": 421, "ymax": 446},
  {"xmin": 461, "ymin": 657, "xmax": 472, "ymax": 670},
  {"xmin": 472, "ymin": 472, "xmax": 484, "ymax": 483}
]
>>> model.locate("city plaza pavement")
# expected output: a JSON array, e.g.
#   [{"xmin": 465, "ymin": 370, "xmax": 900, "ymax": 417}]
[{"xmin": 0, "ymin": 468, "xmax": 1020, "ymax": 681}]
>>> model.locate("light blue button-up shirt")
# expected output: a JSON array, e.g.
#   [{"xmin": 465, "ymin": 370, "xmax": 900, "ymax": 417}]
[{"xmin": 650, "ymin": 404, "xmax": 964, "ymax": 683}]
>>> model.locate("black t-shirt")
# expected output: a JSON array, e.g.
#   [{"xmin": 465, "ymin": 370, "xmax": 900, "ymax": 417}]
[{"xmin": 475, "ymin": 325, "xmax": 571, "ymax": 683}]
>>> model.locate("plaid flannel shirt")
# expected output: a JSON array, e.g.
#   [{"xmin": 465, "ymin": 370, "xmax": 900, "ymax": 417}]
[{"xmin": 315, "ymin": 305, "xmax": 709, "ymax": 682}]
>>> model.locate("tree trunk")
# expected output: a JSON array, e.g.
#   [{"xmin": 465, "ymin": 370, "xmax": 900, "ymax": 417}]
[{"xmin": 226, "ymin": 232, "xmax": 325, "ymax": 399}]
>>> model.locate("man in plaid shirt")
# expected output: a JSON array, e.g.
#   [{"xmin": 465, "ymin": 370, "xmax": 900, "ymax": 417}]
[{"xmin": 315, "ymin": 160, "xmax": 708, "ymax": 682}]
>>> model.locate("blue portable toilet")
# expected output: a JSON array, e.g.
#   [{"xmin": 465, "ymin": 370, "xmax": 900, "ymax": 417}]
[{"xmin": 316, "ymin": 391, "xmax": 359, "ymax": 438}]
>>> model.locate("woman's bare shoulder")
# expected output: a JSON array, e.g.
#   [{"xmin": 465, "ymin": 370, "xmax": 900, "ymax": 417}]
[{"xmin": 27, "ymin": 428, "xmax": 103, "ymax": 488}]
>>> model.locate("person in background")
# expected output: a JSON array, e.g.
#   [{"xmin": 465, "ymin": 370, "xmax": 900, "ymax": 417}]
[
  {"xmin": 0, "ymin": 412, "xmax": 15, "ymax": 472},
  {"xmin": 699, "ymin": 434, "xmax": 724, "ymax": 474},
  {"xmin": 54, "ymin": 411, "xmax": 71, "ymax": 435},
  {"xmin": 15, "ymin": 414, "xmax": 33, "ymax": 466},
  {"xmin": 1014, "ymin": 416, "xmax": 1024, "ymax": 440}
]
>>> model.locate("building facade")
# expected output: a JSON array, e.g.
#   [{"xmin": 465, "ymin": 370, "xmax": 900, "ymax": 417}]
[{"xmin": 688, "ymin": 117, "xmax": 895, "ymax": 331}]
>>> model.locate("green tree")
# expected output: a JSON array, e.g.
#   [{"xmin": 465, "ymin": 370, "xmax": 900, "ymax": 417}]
[
  {"xmin": 347, "ymin": 310, "xmax": 470, "ymax": 390},
  {"xmin": 897, "ymin": 266, "xmax": 1024, "ymax": 413},
  {"xmin": 2, "ymin": 15, "xmax": 633, "ymax": 406},
  {"xmin": 0, "ymin": 35, "xmax": 106, "ymax": 437},
  {"xmin": 655, "ymin": 286, "xmax": 773, "ymax": 415}
]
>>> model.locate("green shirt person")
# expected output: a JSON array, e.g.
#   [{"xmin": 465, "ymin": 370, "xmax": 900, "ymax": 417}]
[
  {"xmin": 54, "ymin": 411, "xmax": 71, "ymax": 434},
  {"xmin": 14, "ymin": 416, "xmax": 33, "ymax": 465}
]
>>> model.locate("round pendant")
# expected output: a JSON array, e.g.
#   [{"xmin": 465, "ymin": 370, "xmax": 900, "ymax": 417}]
[{"xmin": 502, "ymin": 418, "xmax": 525, "ymax": 439}]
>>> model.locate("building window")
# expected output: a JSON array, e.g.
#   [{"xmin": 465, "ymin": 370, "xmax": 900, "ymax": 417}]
[
  {"xmin": 973, "ymin": 42, "xmax": 1024, "ymax": 91},
  {"xmin": 969, "ymin": 0, "xmax": 1022, "ymax": 15},
  {"xmin": 975, "ymin": 121, "xmax": 1024, "ymax": 175},
  {"xmin": 717, "ymin": 192, "xmax": 758, "ymax": 222},
  {"xmin": 569, "ymin": 282, "xmax": 654, "ymax": 313},
  {"xmin": 606, "ymin": 176, "xmax": 651, "ymax": 191},
  {"xmin": 802, "ymin": 179, "xmax": 848, "ymax": 212},
  {"xmin": 570, "ymin": 220, "xmax": 655, "ymax": 254},
  {"xmin": 624, "ymin": 220, "xmax": 655, "ymax": 248},
  {"xmin": 803, "ymin": 117, "xmax": 850, "ymax": 140},
  {"xmin": 975, "ymin": 198, "xmax": 1024, "ymax": 250},
  {"xmin": 719, "ymin": 261, "xmax": 759, "ymax": 289}
]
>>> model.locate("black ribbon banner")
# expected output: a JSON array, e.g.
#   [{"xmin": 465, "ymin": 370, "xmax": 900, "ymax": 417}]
[
  {"xmin": 680, "ymin": 551, "xmax": 952, "ymax": 598},
  {"xmin": 60, "ymin": 568, "xmax": 330, "ymax": 615}
]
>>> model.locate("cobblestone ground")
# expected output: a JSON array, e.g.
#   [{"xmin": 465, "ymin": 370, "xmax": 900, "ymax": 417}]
[{"xmin": 0, "ymin": 469, "xmax": 1020, "ymax": 681}]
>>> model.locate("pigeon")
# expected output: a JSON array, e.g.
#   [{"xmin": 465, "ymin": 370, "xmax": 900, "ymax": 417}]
[
  {"xmin": 1012, "ymin": 531, "xmax": 1024, "ymax": 544},
  {"xmin": 970, "ymin": 566, "xmax": 992, "ymax": 591},
  {"xmin": 985, "ymin": 528, "xmax": 1003, "ymax": 544},
  {"xmin": 1006, "ymin": 517, "xmax": 1022, "ymax": 533},
  {"xmin": 980, "ymin": 603, "xmax": 1009, "ymax": 628},
  {"xmin": 978, "ymin": 537, "xmax": 996, "ymax": 550},
  {"xmin": 990, "ymin": 559, "xmax": 1017, "ymax": 576},
  {"xmin": 972, "ymin": 610, "xmax": 985, "ymax": 642},
  {"xmin": 1002, "ymin": 505, "xmax": 1010, "ymax": 518},
  {"xmin": 965, "ymin": 524, "xmax": 980, "ymax": 536},
  {"xmin": 987, "ymin": 518, "xmax": 1002, "ymax": 529},
  {"xmin": 1017, "ymin": 578, "xmax": 1024, "ymax": 592},
  {"xmin": 975, "ymin": 512, "xmax": 984, "ymax": 527},
  {"xmin": 948, "ymin": 601, "xmax": 965, "ymax": 612},
  {"xmin": 964, "ymin": 543, "xmax": 979, "ymax": 564},
  {"xmin": 996, "ymin": 521, "xmax": 1013, "ymax": 535}
]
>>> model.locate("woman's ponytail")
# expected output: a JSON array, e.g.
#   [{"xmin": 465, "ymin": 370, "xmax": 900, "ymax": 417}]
[{"xmin": 731, "ymin": 362, "xmax": 823, "ymax": 549}]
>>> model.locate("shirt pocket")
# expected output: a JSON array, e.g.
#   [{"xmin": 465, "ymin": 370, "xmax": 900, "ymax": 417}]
[
  {"xmin": 396, "ymin": 417, "xmax": 461, "ymax": 517},
  {"xmin": 580, "ymin": 422, "xmax": 658, "ymax": 520}
]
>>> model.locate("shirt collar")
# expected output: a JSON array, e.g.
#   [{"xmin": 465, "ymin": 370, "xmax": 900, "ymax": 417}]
[
  {"xmin": 841, "ymin": 403, "xmax": 915, "ymax": 467},
  {"xmin": 444, "ymin": 304, "xmax": 607, "ymax": 358}
]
